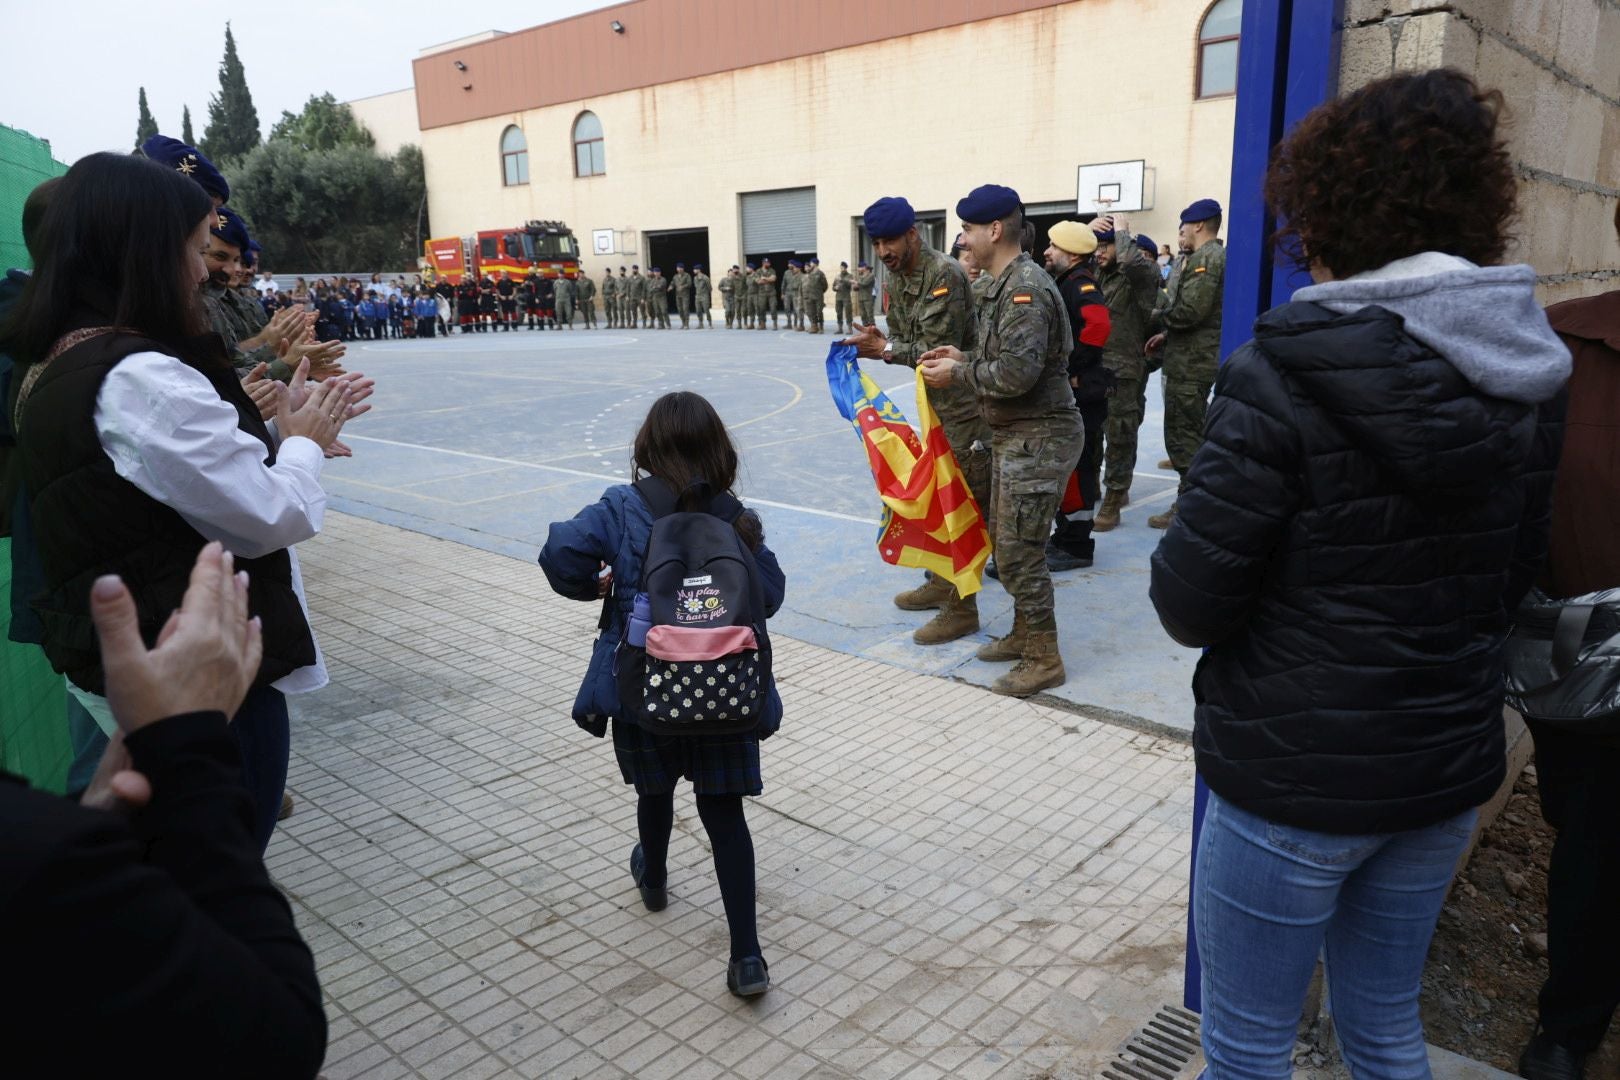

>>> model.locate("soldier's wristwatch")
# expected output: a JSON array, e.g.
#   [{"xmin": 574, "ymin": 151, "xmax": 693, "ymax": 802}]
[{"xmin": 882, "ymin": 341, "xmax": 893, "ymax": 360}]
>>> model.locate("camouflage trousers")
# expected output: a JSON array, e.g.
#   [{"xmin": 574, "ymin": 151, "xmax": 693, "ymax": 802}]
[
  {"xmin": 695, "ymin": 298, "xmax": 712, "ymax": 326},
  {"xmin": 858, "ymin": 299, "xmax": 875, "ymax": 326},
  {"xmin": 580, "ymin": 299, "xmax": 596, "ymax": 327},
  {"xmin": 784, "ymin": 291, "xmax": 799, "ymax": 326},
  {"xmin": 722, "ymin": 296, "xmax": 735, "ymax": 326},
  {"xmin": 1163, "ymin": 351, "xmax": 1219, "ymax": 492},
  {"xmin": 676, "ymin": 294, "xmax": 691, "ymax": 327},
  {"xmin": 556, "ymin": 298, "xmax": 574, "ymax": 326},
  {"xmin": 835, "ymin": 295, "xmax": 851, "ymax": 329},
  {"xmin": 987, "ymin": 417, "xmax": 1084, "ymax": 632},
  {"xmin": 1102, "ymin": 371, "xmax": 1147, "ymax": 492}
]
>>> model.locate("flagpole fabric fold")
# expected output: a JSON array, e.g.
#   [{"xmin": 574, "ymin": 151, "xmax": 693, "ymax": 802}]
[{"xmin": 824, "ymin": 343, "xmax": 991, "ymax": 597}]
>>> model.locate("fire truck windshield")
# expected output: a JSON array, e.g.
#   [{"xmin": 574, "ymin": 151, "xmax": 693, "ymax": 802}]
[{"xmin": 533, "ymin": 232, "xmax": 579, "ymax": 259}]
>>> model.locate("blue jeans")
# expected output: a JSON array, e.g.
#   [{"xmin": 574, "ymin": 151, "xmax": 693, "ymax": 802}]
[
  {"xmin": 233, "ymin": 685, "xmax": 291, "ymax": 855},
  {"xmin": 1194, "ymin": 791, "xmax": 1476, "ymax": 1079}
]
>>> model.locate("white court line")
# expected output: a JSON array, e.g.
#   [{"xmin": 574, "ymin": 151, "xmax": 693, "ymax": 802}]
[{"xmin": 339, "ymin": 434, "xmax": 874, "ymax": 524}]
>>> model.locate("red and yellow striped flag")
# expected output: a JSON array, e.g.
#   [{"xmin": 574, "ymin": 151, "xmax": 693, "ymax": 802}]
[{"xmin": 826, "ymin": 344, "xmax": 991, "ymax": 597}]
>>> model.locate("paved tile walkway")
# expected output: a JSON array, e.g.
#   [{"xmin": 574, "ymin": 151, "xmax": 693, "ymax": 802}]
[{"xmin": 277, "ymin": 512, "xmax": 1199, "ymax": 1079}]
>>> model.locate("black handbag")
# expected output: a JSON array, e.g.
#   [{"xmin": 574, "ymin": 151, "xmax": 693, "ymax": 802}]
[{"xmin": 1502, "ymin": 587, "xmax": 1620, "ymax": 734}]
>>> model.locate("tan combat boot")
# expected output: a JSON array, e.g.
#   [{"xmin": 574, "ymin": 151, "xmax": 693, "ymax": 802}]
[
  {"xmin": 975, "ymin": 612, "xmax": 1028, "ymax": 662},
  {"xmin": 1148, "ymin": 501, "xmax": 1178, "ymax": 530},
  {"xmin": 993, "ymin": 630, "xmax": 1066, "ymax": 697},
  {"xmin": 1158, "ymin": 458, "xmax": 1173, "ymax": 470},
  {"xmin": 913, "ymin": 595, "xmax": 979, "ymax": 645},
  {"xmin": 893, "ymin": 575, "xmax": 954, "ymax": 611},
  {"xmin": 1093, "ymin": 489, "xmax": 1126, "ymax": 532}
]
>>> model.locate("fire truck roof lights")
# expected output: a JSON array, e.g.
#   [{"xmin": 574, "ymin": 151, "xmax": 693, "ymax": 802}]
[{"xmin": 524, "ymin": 219, "xmax": 570, "ymax": 233}]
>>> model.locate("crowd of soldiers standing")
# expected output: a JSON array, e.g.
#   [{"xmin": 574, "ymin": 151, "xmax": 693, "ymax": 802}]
[{"xmin": 714, "ymin": 259, "xmax": 874, "ymax": 334}]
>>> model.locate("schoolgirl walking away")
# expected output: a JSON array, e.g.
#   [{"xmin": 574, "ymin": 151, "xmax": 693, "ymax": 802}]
[{"xmin": 539, "ymin": 391, "xmax": 786, "ymax": 997}]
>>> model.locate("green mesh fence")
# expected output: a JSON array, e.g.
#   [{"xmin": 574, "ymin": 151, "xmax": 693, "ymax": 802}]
[
  {"xmin": 1, "ymin": 125, "xmax": 71, "ymax": 790},
  {"xmin": 0, "ymin": 123, "xmax": 67, "ymax": 271}
]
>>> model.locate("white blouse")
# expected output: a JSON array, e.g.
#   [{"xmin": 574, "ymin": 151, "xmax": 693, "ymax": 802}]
[{"xmin": 92, "ymin": 351, "xmax": 329, "ymax": 694}]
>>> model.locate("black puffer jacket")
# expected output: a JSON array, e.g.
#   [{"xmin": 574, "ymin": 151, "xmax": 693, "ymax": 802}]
[{"xmin": 1151, "ymin": 299, "xmax": 1565, "ymax": 834}]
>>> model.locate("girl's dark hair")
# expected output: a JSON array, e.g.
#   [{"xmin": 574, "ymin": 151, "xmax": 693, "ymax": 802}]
[
  {"xmin": 1264, "ymin": 68, "xmax": 1517, "ymax": 279},
  {"xmin": 632, "ymin": 391, "xmax": 762, "ymax": 547},
  {"xmin": 0, "ymin": 153, "xmax": 212, "ymax": 363}
]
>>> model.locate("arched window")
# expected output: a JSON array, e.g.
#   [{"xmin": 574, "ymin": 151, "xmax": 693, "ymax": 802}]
[
  {"xmin": 501, "ymin": 125, "xmax": 529, "ymax": 186},
  {"xmin": 1197, "ymin": 0, "xmax": 1242, "ymax": 99},
  {"xmin": 573, "ymin": 111, "xmax": 605, "ymax": 178}
]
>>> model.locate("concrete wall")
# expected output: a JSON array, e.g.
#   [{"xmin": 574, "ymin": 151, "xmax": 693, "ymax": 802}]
[
  {"xmin": 345, "ymin": 88, "xmax": 421, "ymax": 158},
  {"xmin": 1340, "ymin": 0, "xmax": 1620, "ymax": 305},
  {"xmin": 418, "ymin": 0, "xmax": 1236, "ymax": 275}
]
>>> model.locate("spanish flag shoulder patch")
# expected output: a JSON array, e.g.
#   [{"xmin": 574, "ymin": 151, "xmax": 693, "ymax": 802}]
[
  {"xmin": 930, "ymin": 285, "xmax": 949, "ymax": 298},
  {"xmin": 1011, "ymin": 292, "xmax": 1034, "ymax": 305},
  {"xmin": 1193, "ymin": 266, "xmax": 1208, "ymax": 274},
  {"xmin": 1080, "ymin": 284, "xmax": 1097, "ymax": 293}
]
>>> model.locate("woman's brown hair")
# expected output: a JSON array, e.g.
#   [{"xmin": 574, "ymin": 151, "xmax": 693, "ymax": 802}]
[
  {"xmin": 632, "ymin": 391, "xmax": 762, "ymax": 547},
  {"xmin": 1264, "ymin": 68, "xmax": 1517, "ymax": 279}
]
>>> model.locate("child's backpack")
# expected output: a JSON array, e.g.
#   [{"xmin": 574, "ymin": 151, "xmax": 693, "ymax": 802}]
[{"xmin": 615, "ymin": 477, "xmax": 772, "ymax": 735}]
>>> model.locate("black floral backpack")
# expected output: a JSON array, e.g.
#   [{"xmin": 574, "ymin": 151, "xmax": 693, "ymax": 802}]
[{"xmin": 615, "ymin": 477, "xmax": 772, "ymax": 735}]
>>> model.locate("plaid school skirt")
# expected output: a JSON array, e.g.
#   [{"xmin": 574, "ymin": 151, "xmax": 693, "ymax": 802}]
[{"xmin": 611, "ymin": 717, "xmax": 763, "ymax": 796}]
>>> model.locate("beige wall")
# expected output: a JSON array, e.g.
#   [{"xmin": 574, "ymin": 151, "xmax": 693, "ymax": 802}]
[
  {"xmin": 346, "ymin": 89, "xmax": 421, "ymax": 157},
  {"xmin": 419, "ymin": 0, "xmax": 1235, "ymax": 279},
  {"xmin": 1340, "ymin": 0, "xmax": 1620, "ymax": 305}
]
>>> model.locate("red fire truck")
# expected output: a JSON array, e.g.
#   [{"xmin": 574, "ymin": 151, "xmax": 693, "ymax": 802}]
[{"xmin": 421, "ymin": 220, "xmax": 581, "ymax": 284}]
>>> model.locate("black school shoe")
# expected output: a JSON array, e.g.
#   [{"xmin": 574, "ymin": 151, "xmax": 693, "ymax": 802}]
[
  {"xmin": 727, "ymin": 955, "xmax": 769, "ymax": 998},
  {"xmin": 629, "ymin": 843, "xmax": 667, "ymax": 912},
  {"xmin": 1045, "ymin": 541, "xmax": 1094, "ymax": 572},
  {"xmin": 1519, "ymin": 1032, "xmax": 1586, "ymax": 1080}
]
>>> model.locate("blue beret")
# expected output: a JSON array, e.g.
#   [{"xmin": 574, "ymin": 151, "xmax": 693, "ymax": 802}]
[
  {"xmin": 675, "ymin": 262, "xmax": 684, "ymax": 268},
  {"xmin": 858, "ymin": 260, "xmax": 869, "ymax": 268},
  {"xmin": 863, "ymin": 196, "xmax": 915, "ymax": 239},
  {"xmin": 209, "ymin": 206, "xmax": 250, "ymax": 252},
  {"xmin": 652, "ymin": 266, "xmax": 661, "ymax": 272},
  {"xmin": 1092, "ymin": 228, "xmax": 1116, "ymax": 244},
  {"xmin": 694, "ymin": 264, "xmax": 702, "ymax": 270},
  {"xmin": 1136, "ymin": 234, "xmax": 1158, "ymax": 255},
  {"xmin": 745, "ymin": 262, "xmax": 755, "ymax": 269},
  {"xmin": 632, "ymin": 264, "xmax": 640, "ymax": 269},
  {"xmin": 955, "ymin": 184, "xmax": 1021, "ymax": 224},
  {"xmin": 1181, "ymin": 198, "xmax": 1222, "ymax": 223},
  {"xmin": 141, "ymin": 134, "xmax": 229, "ymax": 202}
]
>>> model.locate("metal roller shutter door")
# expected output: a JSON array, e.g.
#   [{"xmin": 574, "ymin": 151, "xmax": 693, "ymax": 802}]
[{"xmin": 740, "ymin": 187, "xmax": 816, "ymax": 252}]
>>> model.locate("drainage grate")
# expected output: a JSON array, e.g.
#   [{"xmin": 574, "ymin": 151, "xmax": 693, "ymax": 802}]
[{"xmin": 1102, "ymin": 1003, "xmax": 1204, "ymax": 1080}]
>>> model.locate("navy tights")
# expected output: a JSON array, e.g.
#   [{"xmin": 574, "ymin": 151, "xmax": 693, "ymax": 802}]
[{"xmin": 636, "ymin": 791, "xmax": 760, "ymax": 960}]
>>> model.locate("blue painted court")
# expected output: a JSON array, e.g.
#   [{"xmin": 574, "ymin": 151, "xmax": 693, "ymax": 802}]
[{"xmin": 324, "ymin": 324, "xmax": 1199, "ymax": 733}]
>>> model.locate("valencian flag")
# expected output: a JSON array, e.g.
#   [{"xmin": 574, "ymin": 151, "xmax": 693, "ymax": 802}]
[{"xmin": 825, "ymin": 343, "xmax": 991, "ymax": 597}]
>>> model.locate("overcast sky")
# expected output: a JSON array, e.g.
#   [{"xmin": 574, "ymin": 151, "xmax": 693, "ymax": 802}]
[{"xmin": 6, "ymin": 0, "xmax": 621, "ymax": 166}]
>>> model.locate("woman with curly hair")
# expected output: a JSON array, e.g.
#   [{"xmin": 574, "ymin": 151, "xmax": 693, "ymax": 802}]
[{"xmin": 1150, "ymin": 69, "xmax": 1571, "ymax": 1077}]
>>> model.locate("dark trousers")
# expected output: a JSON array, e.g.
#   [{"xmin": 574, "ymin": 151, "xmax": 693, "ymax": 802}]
[
  {"xmin": 233, "ymin": 685, "xmax": 291, "ymax": 855},
  {"xmin": 1053, "ymin": 398, "xmax": 1108, "ymax": 557},
  {"xmin": 1528, "ymin": 720, "xmax": 1620, "ymax": 1053},
  {"xmin": 417, "ymin": 319, "xmax": 435, "ymax": 338}
]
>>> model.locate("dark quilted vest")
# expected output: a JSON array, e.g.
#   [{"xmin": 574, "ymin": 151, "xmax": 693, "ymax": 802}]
[{"xmin": 17, "ymin": 329, "xmax": 315, "ymax": 694}]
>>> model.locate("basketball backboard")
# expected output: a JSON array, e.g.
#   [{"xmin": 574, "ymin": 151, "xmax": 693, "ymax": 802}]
[{"xmin": 1077, "ymin": 160, "xmax": 1156, "ymax": 215}]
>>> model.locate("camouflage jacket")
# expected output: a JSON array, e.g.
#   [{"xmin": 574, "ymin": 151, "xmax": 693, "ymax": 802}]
[
  {"xmin": 554, "ymin": 276, "xmax": 575, "ymax": 301},
  {"xmin": 627, "ymin": 274, "xmax": 647, "ymax": 300},
  {"xmin": 1096, "ymin": 226, "xmax": 1163, "ymax": 380},
  {"xmin": 833, "ymin": 270, "xmax": 854, "ymax": 297},
  {"xmin": 754, "ymin": 268, "xmax": 777, "ymax": 298},
  {"xmin": 804, "ymin": 268, "xmax": 828, "ymax": 299},
  {"xmin": 576, "ymin": 274, "xmax": 596, "ymax": 301},
  {"xmin": 882, "ymin": 243, "xmax": 980, "ymax": 427},
  {"xmin": 718, "ymin": 274, "xmax": 736, "ymax": 298},
  {"xmin": 955, "ymin": 253, "xmax": 1078, "ymax": 429},
  {"xmin": 782, "ymin": 268, "xmax": 801, "ymax": 300},
  {"xmin": 855, "ymin": 268, "xmax": 875, "ymax": 302},
  {"xmin": 672, "ymin": 272, "xmax": 692, "ymax": 297},
  {"xmin": 693, "ymin": 272, "xmax": 711, "ymax": 300},
  {"xmin": 601, "ymin": 273, "xmax": 618, "ymax": 299},
  {"xmin": 647, "ymin": 275, "xmax": 669, "ymax": 299},
  {"xmin": 1153, "ymin": 238, "xmax": 1225, "ymax": 365}
]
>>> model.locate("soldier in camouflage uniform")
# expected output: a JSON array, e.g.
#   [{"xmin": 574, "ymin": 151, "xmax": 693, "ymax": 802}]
[
  {"xmin": 833, "ymin": 262, "xmax": 854, "ymax": 334},
  {"xmin": 600, "ymin": 268, "xmax": 619, "ymax": 328},
  {"xmin": 855, "ymin": 261, "xmax": 876, "ymax": 325},
  {"xmin": 803, "ymin": 259, "xmax": 829, "ymax": 333},
  {"xmin": 755, "ymin": 259, "xmax": 778, "ymax": 330},
  {"xmin": 719, "ymin": 267, "xmax": 736, "ymax": 327},
  {"xmin": 782, "ymin": 261, "xmax": 803, "ymax": 330},
  {"xmin": 741, "ymin": 264, "xmax": 757, "ymax": 328},
  {"xmin": 554, "ymin": 273, "xmax": 575, "ymax": 329},
  {"xmin": 920, "ymin": 185, "xmax": 1082, "ymax": 697},
  {"xmin": 626, "ymin": 266, "xmax": 646, "ymax": 327},
  {"xmin": 1145, "ymin": 200, "xmax": 1226, "ymax": 529},
  {"xmin": 577, "ymin": 268, "xmax": 597, "ymax": 328},
  {"xmin": 648, "ymin": 268, "xmax": 671, "ymax": 328},
  {"xmin": 693, "ymin": 265, "xmax": 713, "ymax": 327},
  {"xmin": 1089, "ymin": 214, "xmax": 1162, "ymax": 531},
  {"xmin": 846, "ymin": 195, "xmax": 988, "ymax": 648},
  {"xmin": 672, "ymin": 263, "xmax": 693, "ymax": 328}
]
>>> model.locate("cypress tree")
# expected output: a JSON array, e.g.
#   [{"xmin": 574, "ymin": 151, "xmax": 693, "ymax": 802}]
[
  {"xmin": 135, "ymin": 87, "xmax": 158, "ymax": 148},
  {"xmin": 181, "ymin": 105, "xmax": 195, "ymax": 145},
  {"xmin": 199, "ymin": 23, "xmax": 261, "ymax": 160}
]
